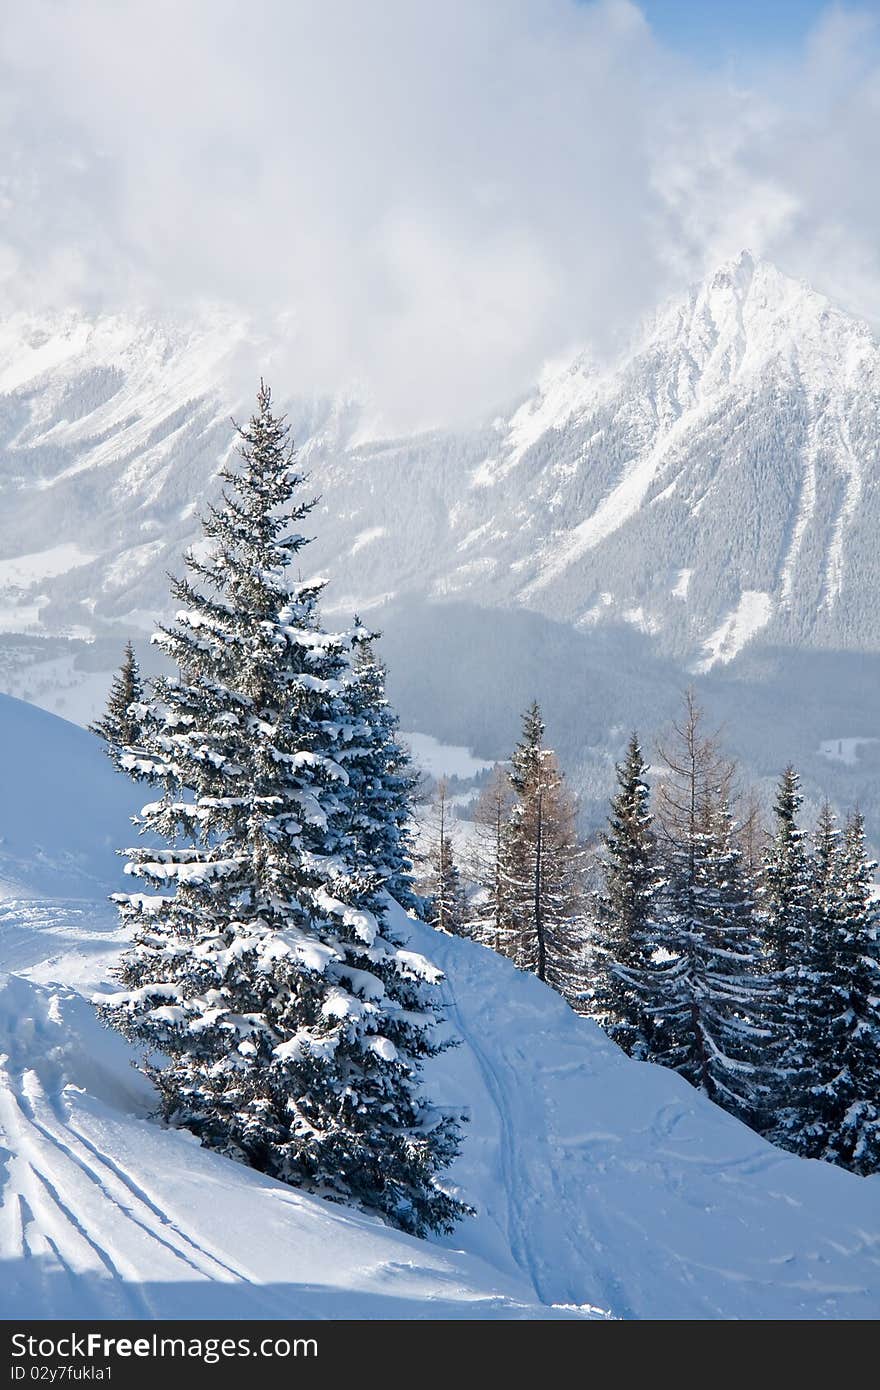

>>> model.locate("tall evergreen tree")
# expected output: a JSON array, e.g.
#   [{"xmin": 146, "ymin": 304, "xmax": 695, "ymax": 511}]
[
  {"xmin": 759, "ymin": 766, "xmax": 811, "ymax": 976},
  {"xmin": 466, "ymin": 766, "xmax": 515, "ymax": 953},
  {"xmin": 757, "ymin": 765, "xmax": 812, "ymax": 1145},
  {"xmin": 508, "ymin": 701, "xmax": 546, "ymax": 802},
  {"xmin": 792, "ymin": 803, "xmax": 847, "ymax": 1158},
  {"xmin": 689, "ymin": 794, "xmax": 769, "ymax": 1120},
  {"xmin": 640, "ymin": 694, "xmax": 765, "ymax": 1118},
  {"xmin": 90, "ymin": 641, "xmax": 143, "ymax": 758},
  {"xmin": 418, "ymin": 779, "xmax": 468, "ymax": 936},
  {"xmin": 824, "ymin": 812, "xmax": 880, "ymax": 1173},
  {"xmin": 593, "ymin": 732, "xmax": 662, "ymax": 1058},
  {"xmin": 99, "ymin": 383, "xmax": 467, "ymax": 1236},
  {"xmin": 345, "ymin": 626, "xmax": 421, "ymax": 914},
  {"xmin": 502, "ymin": 703, "xmax": 584, "ymax": 1000}
]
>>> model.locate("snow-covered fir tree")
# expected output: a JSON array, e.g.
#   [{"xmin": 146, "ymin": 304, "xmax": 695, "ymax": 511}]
[
  {"xmin": 648, "ymin": 804, "xmax": 766, "ymax": 1114},
  {"xmin": 823, "ymin": 811, "xmax": 880, "ymax": 1173},
  {"xmin": 418, "ymin": 779, "xmax": 469, "ymax": 936},
  {"xmin": 758, "ymin": 765, "xmax": 812, "ymax": 1144},
  {"xmin": 775, "ymin": 804, "xmax": 880, "ymax": 1171},
  {"xmin": 344, "ymin": 626, "xmax": 421, "ymax": 914},
  {"xmin": 99, "ymin": 383, "xmax": 468, "ymax": 1236},
  {"xmin": 688, "ymin": 794, "xmax": 768, "ymax": 1120},
  {"xmin": 90, "ymin": 640, "xmax": 143, "ymax": 760},
  {"xmin": 501, "ymin": 702, "xmax": 584, "ymax": 1001},
  {"xmin": 759, "ymin": 766, "xmax": 811, "ymax": 977},
  {"xmin": 593, "ymin": 732, "xmax": 662, "ymax": 1058},
  {"xmin": 638, "ymin": 694, "xmax": 765, "ymax": 1118},
  {"xmin": 791, "ymin": 804, "xmax": 848, "ymax": 1159}
]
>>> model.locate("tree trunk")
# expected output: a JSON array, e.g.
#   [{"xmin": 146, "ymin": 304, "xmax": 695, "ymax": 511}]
[{"xmin": 535, "ymin": 790, "xmax": 546, "ymax": 982}]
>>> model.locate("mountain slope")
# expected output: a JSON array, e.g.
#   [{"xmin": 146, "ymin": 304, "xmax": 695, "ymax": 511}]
[
  {"xmin": 341, "ymin": 249, "xmax": 879, "ymax": 663},
  {"xmin": 487, "ymin": 250, "xmax": 880, "ymax": 663},
  {"xmin": 0, "ymin": 697, "xmax": 878, "ymax": 1320},
  {"xmin": 0, "ymin": 692, "xmax": 140, "ymax": 897}
]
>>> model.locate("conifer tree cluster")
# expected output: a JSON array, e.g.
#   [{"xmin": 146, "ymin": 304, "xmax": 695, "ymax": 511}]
[
  {"xmin": 592, "ymin": 694, "xmax": 880, "ymax": 1173},
  {"xmin": 590, "ymin": 733, "xmax": 662, "ymax": 1058},
  {"xmin": 758, "ymin": 787, "xmax": 880, "ymax": 1171},
  {"xmin": 93, "ymin": 384, "xmax": 468, "ymax": 1235}
]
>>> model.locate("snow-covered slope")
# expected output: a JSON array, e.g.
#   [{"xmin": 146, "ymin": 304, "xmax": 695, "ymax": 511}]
[
  {"xmin": 2, "ymin": 252, "xmax": 879, "ymax": 724},
  {"xmin": 0, "ymin": 943, "xmax": 581, "ymax": 1321},
  {"xmin": 0, "ymin": 698, "xmax": 878, "ymax": 1320},
  {"xmin": 0, "ymin": 693, "xmax": 140, "ymax": 897}
]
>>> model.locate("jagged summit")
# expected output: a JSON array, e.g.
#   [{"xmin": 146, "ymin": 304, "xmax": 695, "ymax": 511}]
[
  {"xmin": 655, "ymin": 250, "xmax": 874, "ymax": 398},
  {"xmin": 447, "ymin": 251, "xmax": 880, "ymax": 664},
  {"xmin": 506, "ymin": 251, "xmax": 873, "ymax": 460}
]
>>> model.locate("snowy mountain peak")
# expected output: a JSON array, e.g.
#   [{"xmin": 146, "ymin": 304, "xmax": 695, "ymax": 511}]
[
  {"xmin": 492, "ymin": 252, "xmax": 867, "ymax": 478},
  {"xmin": 452, "ymin": 253, "xmax": 880, "ymax": 665},
  {"xmin": 649, "ymin": 250, "xmax": 872, "ymax": 404},
  {"xmin": 692, "ymin": 245, "xmax": 757, "ymax": 319}
]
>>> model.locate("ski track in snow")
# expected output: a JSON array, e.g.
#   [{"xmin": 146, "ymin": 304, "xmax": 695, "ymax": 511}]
[
  {"xmin": 435, "ymin": 945, "xmax": 683, "ymax": 1318},
  {"xmin": 0, "ymin": 977, "xmax": 257, "ymax": 1316},
  {"xmin": 443, "ymin": 976, "xmax": 543, "ymax": 1299},
  {"xmin": 426, "ymin": 928, "xmax": 880, "ymax": 1321},
  {"xmin": 445, "ymin": 970, "xmax": 646, "ymax": 1317}
]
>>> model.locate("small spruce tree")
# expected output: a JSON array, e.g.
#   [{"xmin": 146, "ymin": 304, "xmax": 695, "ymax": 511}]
[
  {"xmin": 345, "ymin": 626, "xmax": 421, "ymax": 914},
  {"xmin": 419, "ymin": 778, "xmax": 469, "ymax": 936},
  {"xmin": 90, "ymin": 641, "xmax": 143, "ymax": 760},
  {"xmin": 593, "ymin": 732, "xmax": 662, "ymax": 1058},
  {"xmin": 757, "ymin": 765, "xmax": 812, "ymax": 1146},
  {"xmin": 502, "ymin": 702, "xmax": 584, "ymax": 1001}
]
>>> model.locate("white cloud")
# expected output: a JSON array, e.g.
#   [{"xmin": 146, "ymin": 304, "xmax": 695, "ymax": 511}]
[{"xmin": 0, "ymin": 1, "xmax": 877, "ymax": 429}]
